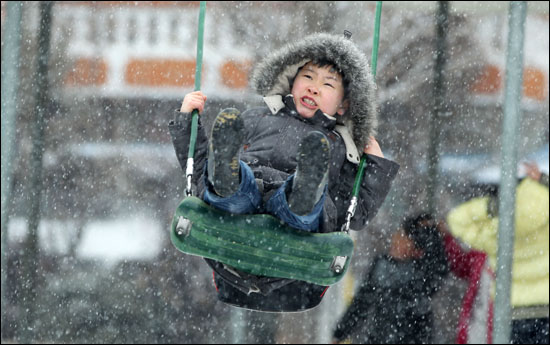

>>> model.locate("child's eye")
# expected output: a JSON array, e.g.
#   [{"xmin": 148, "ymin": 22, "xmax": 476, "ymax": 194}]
[
  {"xmin": 303, "ymin": 74, "xmax": 312, "ymax": 79},
  {"xmin": 325, "ymin": 83, "xmax": 334, "ymax": 88}
]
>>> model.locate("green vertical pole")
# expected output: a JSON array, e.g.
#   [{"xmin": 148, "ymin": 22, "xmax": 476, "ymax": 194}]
[
  {"xmin": 1, "ymin": 1, "xmax": 23, "ymax": 336},
  {"xmin": 493, "ymin": 2, "xmax": 527, "ymax": 344}
]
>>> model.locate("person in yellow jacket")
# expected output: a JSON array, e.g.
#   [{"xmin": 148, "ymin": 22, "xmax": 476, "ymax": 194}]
[{"xmin": 447, "ymin": 162, "xmax": 549, "ymax": 344}]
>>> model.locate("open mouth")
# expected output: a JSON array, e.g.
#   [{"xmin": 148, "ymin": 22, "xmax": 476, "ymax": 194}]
[{"xmin": 301, "ymin": 96, "xmax": 317, "ymax": 109}]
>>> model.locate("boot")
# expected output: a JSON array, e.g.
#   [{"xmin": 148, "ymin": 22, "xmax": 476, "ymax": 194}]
[
  {"xmin": 208, "ymin": 108, "xmax": 245, "ymax": 197},
  {"xmin": 287, "ymin": 131, "xmax": 331, "ymax": 216}
]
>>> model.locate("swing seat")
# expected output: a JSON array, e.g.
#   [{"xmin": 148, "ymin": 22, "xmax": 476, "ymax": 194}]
[{"xmin": 170, "ymin": 196, "xmax": 354, "ymax": 286}]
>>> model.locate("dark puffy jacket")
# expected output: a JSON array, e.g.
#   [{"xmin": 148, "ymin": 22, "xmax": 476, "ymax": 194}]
[
  {"xmin": 169, "ymin": 95, "xmax": 399, "ymax": 233},
  {"xmin": 333, "ymin": 234, "xmax": 450, "ymax": 343}
]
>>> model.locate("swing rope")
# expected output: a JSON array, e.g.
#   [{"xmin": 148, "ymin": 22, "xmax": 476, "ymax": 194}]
[
  {"xmin": 341, "ymin": 1, "xmax": 382, "ymax": 233},
  {"xmin": 185, "ymin": 1, "xmax": 207, "ymax": 197}
]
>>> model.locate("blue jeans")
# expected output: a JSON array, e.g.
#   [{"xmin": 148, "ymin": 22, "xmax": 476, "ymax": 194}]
[{"xmin": 203, "ymin": 161, "xmax": 325, "ymax": 232}]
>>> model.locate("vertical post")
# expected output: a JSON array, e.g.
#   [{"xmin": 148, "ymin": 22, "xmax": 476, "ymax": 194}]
[
  {"xmin": 20, "ymin": 2, "xmax": 53, "ymax": 342},
  {"xmin": 231, "ymin": 309, "xmax": 246, "ymax": 343},
  {"xmin": 428, "ymin": 1, "xmax": 448, "ymax": 215},
  {"xmin": 493, "ymin": 2, "xmax": 527, "ymax": 344},
  {"xmin": 1, "ymin": 1, "xmax": 24, "ymax": 336}
]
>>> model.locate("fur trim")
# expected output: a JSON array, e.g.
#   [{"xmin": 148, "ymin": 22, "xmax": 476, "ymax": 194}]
[{"xmin": 251, "ymin": 32, "xmax": 378, "ymax": 152}]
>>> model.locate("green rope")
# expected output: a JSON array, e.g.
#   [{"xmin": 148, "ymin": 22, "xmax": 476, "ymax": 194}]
[
  {"xmin": 187, "ymin": 1, "xmax": 206, "ymax": 159},
  {"xmin": 352, "ymin": 155, "xmax": 369, "ymax": 197},
  {"xmin": 351, "ymin": 1, "xmax": 382, "ymax": 198},
  {"xmin": 370, "ymin": 2, "xmax": 382, "ymax": 78},
  {"xmin": 185, "ymin": 1, "xmax": 206, "ymax": 196},
  {"xmin": 343, "ymin": 1, "xmax": 382, "ymax": 232}
]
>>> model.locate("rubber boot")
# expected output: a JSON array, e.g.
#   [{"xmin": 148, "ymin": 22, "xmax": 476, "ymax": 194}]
[
  {"xmin": 208, "ymin": 108, "xmax": 245, "ymax": 197},
  {"xmin": 287, "ymin": 131, "xmax": 331, "ymax": 216}
]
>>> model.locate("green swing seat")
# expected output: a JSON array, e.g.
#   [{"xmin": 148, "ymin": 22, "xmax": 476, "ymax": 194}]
[{"xmin": 170, "ymin": 196, "xmax": 354, "ymax": 286}]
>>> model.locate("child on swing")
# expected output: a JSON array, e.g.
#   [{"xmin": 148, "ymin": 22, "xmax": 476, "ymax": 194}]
[{"xmin": 169, "ymin": 33, "xmax": 399, "ymax": 311}]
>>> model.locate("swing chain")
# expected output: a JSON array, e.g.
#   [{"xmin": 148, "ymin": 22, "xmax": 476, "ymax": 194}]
[
  {"xmin": 341, "ymin": 196, "xmax": 357, "ymax": 233},
  {"xmin": 185, "ymin": 158, "xmax": 194, "ymax": 196}
]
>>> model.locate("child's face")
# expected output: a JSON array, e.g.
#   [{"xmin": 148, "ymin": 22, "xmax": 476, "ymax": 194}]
[{"xmin": 291, "ymin": 62, "xmax": 347, "ymax": 119}]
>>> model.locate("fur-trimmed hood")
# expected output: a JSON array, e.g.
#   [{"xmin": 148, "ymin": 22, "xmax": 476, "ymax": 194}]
[{"xmin": 251, "ymin": 32, "xmax": 378, "ymax": 153}]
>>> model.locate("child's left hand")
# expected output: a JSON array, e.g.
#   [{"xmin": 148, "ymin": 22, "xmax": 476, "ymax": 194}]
[{"xmin": 364, "ymin": 136, "xmax": 384, "ymax": 158}]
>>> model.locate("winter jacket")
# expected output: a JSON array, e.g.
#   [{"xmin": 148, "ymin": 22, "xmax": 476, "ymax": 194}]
[
  {"xmin": 447, "ymin": 177, "xmax": 549, "ymax": 308},
  {"xmin": 169, "ymin": 95, "xmax": 399, "ymax": 233},
  {"xmin": 447, "ymin": 176, "xmax": 549, "ymax": 344},
  {"xmin": 333, "ymin": 235, "xmax": 449, "ymax": 343},
  {"xmin": 168, "ymin": 32, "xmax": 399, "ymax": 312},
  {"xmin": 170, "ymin": 32, "xmax": 399, "ymax": 232}
]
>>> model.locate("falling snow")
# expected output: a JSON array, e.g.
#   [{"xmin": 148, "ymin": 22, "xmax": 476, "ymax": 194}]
[{"xmin": 1, "ymin": 2, "xmax": 548, "ymax": 344}]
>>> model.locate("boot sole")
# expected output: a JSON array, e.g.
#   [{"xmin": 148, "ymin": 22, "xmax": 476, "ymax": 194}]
[
  {"xmin": 209, "ymin": 108, "xmax": 245, "ymax": 197},
  {"xmin": 288, "ymin": 131, "xmax": 331, "ymax": 215}
]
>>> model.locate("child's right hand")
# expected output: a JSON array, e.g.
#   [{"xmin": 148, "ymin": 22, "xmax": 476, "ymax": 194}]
[
  {"xmin": 180, "ymin": 91, "xmax": 207, "ymax": 114},
  {"xmin": 363, "ymin": 136, "xmax": 384, "ymax": 158}
]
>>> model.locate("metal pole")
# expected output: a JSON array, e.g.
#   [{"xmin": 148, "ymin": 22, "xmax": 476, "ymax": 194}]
[
  {"xmin": 1, "ymin": 1, "xmax": 24, "ymax": 338},
  {"xmin": 493, "ymin": 2, "xmax": 527, "ymax": 344},
  {"xmin": 428, "ymin": 1, "xmax": 449, "ymax": 215},
  {"xmin": 231, "ymin": 308, "xmax": 246, "ymax": 343}
]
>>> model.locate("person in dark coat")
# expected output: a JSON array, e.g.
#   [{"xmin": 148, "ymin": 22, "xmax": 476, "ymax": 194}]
[
  {"xmin": 333, "ymin": 214, "xmax": 449, "ymax": 343},
  {"xmin": 169, "ymin": 33, "xmax": 400, "ymax": 312}
]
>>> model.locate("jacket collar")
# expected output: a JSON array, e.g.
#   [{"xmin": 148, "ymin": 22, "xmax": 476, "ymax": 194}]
[{"xmin": 263, "ymin": 94, "xmax": 361, "ymax": 164}]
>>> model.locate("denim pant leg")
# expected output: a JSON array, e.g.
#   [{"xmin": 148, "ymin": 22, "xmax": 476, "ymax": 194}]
[
  {"xmin": 203, "ymin": 160, "xmax": 262, "ymax": 214},
  {"xmin": 265, "ymin": 175, "xmax": 326, "ymax": 232}
]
